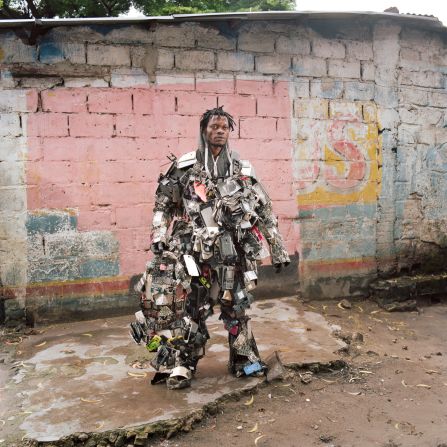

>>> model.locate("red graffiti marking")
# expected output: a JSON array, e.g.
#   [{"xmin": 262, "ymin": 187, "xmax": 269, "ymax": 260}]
[{"xmin": 295, "ymin": 119, "xmax": 369, "ymax": 193}]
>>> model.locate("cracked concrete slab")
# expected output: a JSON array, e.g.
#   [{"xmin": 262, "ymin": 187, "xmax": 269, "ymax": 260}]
[{"xmin": 0, "ymin": 297, "xmax": 344, "ymax": 444}]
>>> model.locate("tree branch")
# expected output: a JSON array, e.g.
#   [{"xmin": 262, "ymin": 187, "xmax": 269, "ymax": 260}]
[
  {"xmin": 98, "ymin": 0, "xmax": 113, "ymax": 15},
  {"xmin": 25, "ymin": 0, "xmax": 40, "ymax": 18}
]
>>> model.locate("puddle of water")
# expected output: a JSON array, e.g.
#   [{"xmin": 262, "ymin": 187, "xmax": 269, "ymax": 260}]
[
  {"xmin": 2, "ymin": 298, "xmax": 344, "ymax": 443},
  {"xmin": 208, "ymin": 344, "xmax": 228, "ymax": 353},
  {"xmin": 20, "ymin": 397, "xmax": 82, "ymax": 441},
  {"xmin": 256, "ymin": 302, "xmax": 275, "ymax": 310}
]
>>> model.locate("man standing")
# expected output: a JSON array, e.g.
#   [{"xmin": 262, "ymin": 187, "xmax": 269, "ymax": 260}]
[{"xmin": 130, "ymin": 107, "xmax": 290, "ymax": 389}]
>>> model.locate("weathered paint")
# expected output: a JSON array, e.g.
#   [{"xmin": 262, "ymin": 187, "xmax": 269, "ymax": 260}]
[
  {"xmin": 27, "ymin": 210, "xmax": 120, "ymax": 284},
  {"xmin": 423, "ymin": 143, "xmax": 447, "ymax": 220},
  {"xmin": 293, "ymin": 107, "xmax": 382, "ymax": 207},
  {"xmin": 0, "ymin": 32, "xmax": 37, "ymax": 64},
  {"xmin": 291, "ymin": 98, "xmax": 382, "ymax": 293},
  {"xmin": 25, "ymin": 276, "xmax": 129, "ymax": 298},
  {"xmin": 23, "ymin": 79, "xmax": 383, "ymax": 305},
  {"xmin": 0, "ymin": 88, "xmax": 34, "ymax": 323},
  {"xmin": 39, "ymin": 42, "xmax": 64, "ymax": 64},
  {"xmin": 298, "ymin": 203, "xmax": 378, "ymax": 220},
  {"xmin": 1, "ymin": 20, "xmax": 446, "ymax": 323},
  {"xmin": 25, "ymin": 79, "xmax": 296, "ymax": 281},
  {"xmin": 26, "ymin": 209, "xmax": 77, "ymax": 234},
  {"xmin": 16, "ymin": 77, "xmax": 298, "ymax": 320}
]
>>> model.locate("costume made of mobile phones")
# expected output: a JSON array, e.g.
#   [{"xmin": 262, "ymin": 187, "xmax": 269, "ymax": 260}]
[{"xmin": 130, "ymin": 134, "xmax": 290, "ymax": 390}]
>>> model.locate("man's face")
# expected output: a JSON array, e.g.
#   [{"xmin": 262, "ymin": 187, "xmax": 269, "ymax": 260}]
[{"xmin": 205, "ymin": 115, "xmax": 230, "ymax": 149}]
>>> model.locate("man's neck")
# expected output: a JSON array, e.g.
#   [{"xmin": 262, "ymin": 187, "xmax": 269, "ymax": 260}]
[{"xmin": 209, "ymin": 145, "xmax": 223, "ymax": 158}]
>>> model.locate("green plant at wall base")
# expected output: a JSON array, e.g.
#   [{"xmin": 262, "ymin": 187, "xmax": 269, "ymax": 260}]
[{"xmin": 0, "ymin": 0, "xmax": 295, "ymax": 18}]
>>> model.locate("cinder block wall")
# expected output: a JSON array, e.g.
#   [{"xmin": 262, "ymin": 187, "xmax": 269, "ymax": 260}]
[{"xmin": 0, "ymin": 17, "xmax": 446, "ymax": 326}]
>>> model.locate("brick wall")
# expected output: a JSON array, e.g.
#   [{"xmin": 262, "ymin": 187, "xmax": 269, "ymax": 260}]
[{"xmin": 0, "ymin": 18, "xmax": 446, "ymax": 325}]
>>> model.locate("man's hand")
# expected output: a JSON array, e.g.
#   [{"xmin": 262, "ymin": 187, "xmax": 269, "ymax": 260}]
[
  {"xmin": 271, "ymin": 245, "xmax": 291, "ymax": 273},
  {"xmin": 151, "ymin": 241, "xmax": 166, "ymax": 255},
  {"xmin": 274, "ymin": 261, "xmax": 290, "ymax": 274}
]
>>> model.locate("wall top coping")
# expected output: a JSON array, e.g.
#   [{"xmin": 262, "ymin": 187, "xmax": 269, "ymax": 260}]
[{"xmin": 0, "ymin": 11, "xmax": 445, "ymax": 32}]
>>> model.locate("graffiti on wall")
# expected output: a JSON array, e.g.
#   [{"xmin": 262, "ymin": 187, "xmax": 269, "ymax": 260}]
[
  {"xmin": 292, "ymin": 101, "xmax": 383, "ymax": 294},
  {"xmin": 293, "ymin": 102, "xmax": 382, "ymax": 208}
]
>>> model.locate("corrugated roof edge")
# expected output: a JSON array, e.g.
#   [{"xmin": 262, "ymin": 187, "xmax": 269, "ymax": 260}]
[{"xmin": 0, "ymin": 10, "xmax": 445, "ymax": 30}]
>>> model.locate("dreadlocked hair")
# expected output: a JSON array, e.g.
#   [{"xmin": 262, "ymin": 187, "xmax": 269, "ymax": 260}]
[{"xmin": 200, "ymin": 106, "xmax": 235, "ymax": 133}]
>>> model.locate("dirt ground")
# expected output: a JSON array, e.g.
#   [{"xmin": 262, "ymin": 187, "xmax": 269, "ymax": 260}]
[
  {"xmin": 1, "ymin": 298, "xmax": 446, "ymax": 447},
  {"xmin": 150, "ymin": 299, "xmax": 447, "ymax": 447}
]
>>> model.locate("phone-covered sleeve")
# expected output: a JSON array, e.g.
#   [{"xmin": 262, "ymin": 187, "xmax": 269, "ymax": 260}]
[
  {"xmin": 252, "ymin": 179, "xmax": 290, "ymax": 266},
  {"xmin": 150, "ymin": 163, "xmax": 182, "ymax": 246}
]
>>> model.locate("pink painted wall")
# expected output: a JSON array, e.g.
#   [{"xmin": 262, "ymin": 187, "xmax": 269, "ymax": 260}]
[{"xmin": 26, "ymin": 80, "xmax": 297, "ymax": 276}]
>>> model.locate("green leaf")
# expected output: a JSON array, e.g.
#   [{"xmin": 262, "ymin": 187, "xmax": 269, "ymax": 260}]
[{"xmin": 1, "ymin": 0, "xmax": 295, "ymax": 20}]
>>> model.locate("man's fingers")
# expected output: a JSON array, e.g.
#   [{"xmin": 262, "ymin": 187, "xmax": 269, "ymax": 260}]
[{"xmin": 274, "ymin": 261, "xmax": 290, "ymax": 273}]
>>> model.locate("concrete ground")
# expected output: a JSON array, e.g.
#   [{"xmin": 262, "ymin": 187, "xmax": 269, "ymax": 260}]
[
  {"xmin": 151, "ymin": 299, "xmax": 447, "ymax": 447},
  {"xmin": 0, "ymin": 297, "xmax": 344, "ymax": 446}
]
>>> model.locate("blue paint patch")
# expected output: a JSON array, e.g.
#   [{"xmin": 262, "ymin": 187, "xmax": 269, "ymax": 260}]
[
  {"xmin": 0, "ymin": 70, "xmax": 13, "ymax": 82},
  {"xmin": 312, "ymin": 79, "xmax": 343, "ymax": 99},
  {"xmin": 396, "ymin": 147, "xmax": 418, "ymax": 183},
  {"xmin": 394, "ymin": 200, "xmax": 406, "ymax": 219},
  {"xmin": 69, "ymin": 214, "xmax": 78, "ymax": 229},
  {"xmin": 88, "ymin": 234, "xmax": 119, "ymax": 256},
  {"xmin": 26, "ymin": 212, "xmax": 77, "ymax": 235},
  {"xmin": 27, "ymin": 210, "xmax": 120, "ymax": 284},
  {"xmin": 346, "ymin": 203, "xmax": 377, "ymax": 219},
  {"xmin": 28, "ymin": 259, "xmax": 80, "ymax": 283},
  {"xmin": 426, "ymin": 143, "xmax": 447, "ymax": 173},
  {"xmin": 394, "ymin": 182, "xmax": 411, "ymax": 201},
  {"xmin": 298, "ymin": 203, "xmax": 378, "ymax": 260},
  {"xmin": 379, "ymin": 130, "xmax": 396, "ymax": 151},
  {"xmin": 79, "ymin": 260, "xmax": 119, "ymax": 278},
  {"xmin": 39, "ymin": 42, "xmax": 64, "ymax": 64}
]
